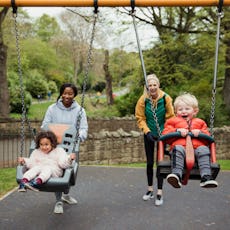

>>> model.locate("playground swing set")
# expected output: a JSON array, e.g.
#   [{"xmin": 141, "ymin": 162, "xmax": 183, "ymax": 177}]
[{"xmin": 2, "ymin": 0, "xmax": 228, "ymax": 194}]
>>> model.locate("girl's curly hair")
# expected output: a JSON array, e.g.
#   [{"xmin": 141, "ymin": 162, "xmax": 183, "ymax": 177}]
[{"xmin": 35, "ymin": 131, "xmax": 58, "ymax": 149}]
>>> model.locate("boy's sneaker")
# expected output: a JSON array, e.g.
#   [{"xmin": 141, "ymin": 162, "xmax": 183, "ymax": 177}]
[
  {"xmin": 61, "ymin": 195, "xmax": 78, "ymax": 204},
  {"xmin": 167, "ymin": 173, "xmax": 182, "ymax": 188},
  {"xmin": 54, "ymin": 201, "xmax": 64, "ymax": 214},
  {"xmin": 155, "ymin": 195, "xmax": 163, "ymax": 206},
  {"xmin": 200, "ymin": 175, "xmax": 218, "ymax": 188},
  {"xmin": 18, "ymin": 183, "xmax": 26, "ymax": 192},
  {"xmin": 24, "ymin": 179, "xmax": 39, "ymax": 192},
  {"xmin": 142, "ymin": 191, "xmax": 154, "ymax": 201}
]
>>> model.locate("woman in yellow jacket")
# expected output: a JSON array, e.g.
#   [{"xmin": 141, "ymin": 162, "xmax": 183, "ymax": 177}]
[{"xmin": 135, "ymin": 74, "xmax": 174, "ymax": 206}]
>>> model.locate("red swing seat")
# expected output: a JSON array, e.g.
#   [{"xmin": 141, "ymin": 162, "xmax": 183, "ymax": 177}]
[{"xmin": 156, "ymin": 132, "xmax": 220, "ymax": 185}]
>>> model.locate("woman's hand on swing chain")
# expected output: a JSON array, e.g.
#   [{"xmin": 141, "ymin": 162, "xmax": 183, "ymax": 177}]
[{"xmin": 146, "ymin": 132, "xmax": 157, "ymax": 142}]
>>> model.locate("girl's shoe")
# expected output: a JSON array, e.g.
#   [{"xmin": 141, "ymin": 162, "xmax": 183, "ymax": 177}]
[
  {"xmin": 18, "ymin": 183, "xmax": 26, "ymax": 192},
  {"xmin": 24, "ymin": 179, "xmax": 39, "ymax": 192}
]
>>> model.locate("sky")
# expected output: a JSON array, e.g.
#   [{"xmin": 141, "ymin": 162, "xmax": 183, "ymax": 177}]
[{"xmin": 23, "ymin": 7, "xmax": 64, "ymax": 18}]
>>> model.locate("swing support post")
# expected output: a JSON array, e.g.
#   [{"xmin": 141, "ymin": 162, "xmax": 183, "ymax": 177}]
[{"xmin": 1, "ymin": 0, "xmax": 230, "ymax": 7}]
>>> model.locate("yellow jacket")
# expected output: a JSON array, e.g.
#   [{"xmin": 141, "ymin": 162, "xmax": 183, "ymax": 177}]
[{"xmin": 135, "ymin": 89, "xmax": 175, "ymax": 135}]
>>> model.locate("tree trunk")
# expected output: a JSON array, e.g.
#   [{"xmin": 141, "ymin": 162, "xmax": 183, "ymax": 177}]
[
  {"xmin": 0, "ymin": 7, "xmax": 10, "ymax": 118},
  {"xmin": 223, "ymin": 10, "xmax": 230, "ymax": 110},
  {"xmin": 103, "ymin": 50, "xmax": 114, "ymax": 105},
  {"xmin": 223, "ymin": 43, "xmax": 230, "ymax": 109}
]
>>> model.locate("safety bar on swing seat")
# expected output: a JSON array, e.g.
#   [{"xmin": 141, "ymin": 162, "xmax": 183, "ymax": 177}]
[{"xmin": 157, "ymin": 132, "xmax": 219, "ymax": 181}]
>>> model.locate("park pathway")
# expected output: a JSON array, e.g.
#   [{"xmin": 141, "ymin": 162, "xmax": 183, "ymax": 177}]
[{"xmin": 0, "ymin": 166, "xmax": 229, "ymax": 230}]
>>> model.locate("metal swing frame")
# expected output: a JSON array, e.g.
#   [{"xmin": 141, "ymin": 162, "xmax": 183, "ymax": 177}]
[
  {"xmin": 1, "ymin": 0, "xmax": 230, "ymax": 7},
  {"xmin": 14, "ymin": 3, "xmax": 98, "ymax": 192},
  {"xmin": 9, "ymin": 0, "xmax": 225, "ymax": 188}
]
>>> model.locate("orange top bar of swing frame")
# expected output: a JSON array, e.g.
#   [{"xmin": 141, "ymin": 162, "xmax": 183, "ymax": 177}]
[{"xmin": 1, "ymin": 0, "xmax": 230, "ymax": 7}]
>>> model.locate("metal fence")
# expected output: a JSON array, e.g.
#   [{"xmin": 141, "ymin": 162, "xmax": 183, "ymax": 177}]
[{"xmin": 0, "ymin": 133, "xmax": 32, "ymax": 168}]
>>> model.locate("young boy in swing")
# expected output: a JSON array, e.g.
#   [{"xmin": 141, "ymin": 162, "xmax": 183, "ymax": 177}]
[
  {"xmin": 18, "ymin": 131, "xmax": 76, "ymax": 192},
  {"xmin": 162, "ymin": 93, "xmax": 218, "ymax": 188}
]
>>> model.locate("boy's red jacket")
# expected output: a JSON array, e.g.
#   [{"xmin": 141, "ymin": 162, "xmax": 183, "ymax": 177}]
[{"xmin": 162, "ymin": 117, "xmax": 210, "ymax": 149}]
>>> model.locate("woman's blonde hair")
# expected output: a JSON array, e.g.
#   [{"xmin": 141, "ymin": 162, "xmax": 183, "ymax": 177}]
[
  {"xmin": 143, "ymin": 74, "xmax": 160, "ymax": 94},
  {"xmin": 174, "ymin": 93, "xmax": 199, "ymax": 111},
  {"xmin": 146, "ymin": 74, "xmax": 160, "ymax": 86}
]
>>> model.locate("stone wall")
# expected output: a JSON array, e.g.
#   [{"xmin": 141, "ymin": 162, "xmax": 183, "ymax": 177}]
[
  {"xmin": 78, "ymin": 125, "xmax": 230, "ymax": 164},
  {"xmin": 212, "ymin": 126, "xmax": 230, "ymax": 159},
  {"xmin": 80, "ymin": 129, "xmax": 145, "ymax": 165},
  {"xmin": 0, "ymin": 118, "xmax": 230, "ymax": 167}
]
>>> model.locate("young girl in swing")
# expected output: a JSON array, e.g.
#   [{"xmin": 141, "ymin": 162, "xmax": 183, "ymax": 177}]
[
  {"xmin": 18, "ymin": 130, "xmax": 76, "ymax": 192},
  {"xmin": 163, "ymin": 93, "xmax": 218, "ymax": 188}
]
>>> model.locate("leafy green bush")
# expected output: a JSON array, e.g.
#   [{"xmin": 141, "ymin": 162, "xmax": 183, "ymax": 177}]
[
  {"xmin": 47, "ymin": 80, "xmax": 58, "ymax": 94},
  {"xmin": 92, "ymin": 81, "xmax": 106, "ymax": 93},
  {"xmin": 115, "ymin": 87, "xmax": 141, "ymax": 116},
  {"xmin": 25, "ymin": 70, "xmax": 49, "ymax": 99},
  {"xmin": 9, "ymin": 85, "xmax": 32, "ymax": 113}
]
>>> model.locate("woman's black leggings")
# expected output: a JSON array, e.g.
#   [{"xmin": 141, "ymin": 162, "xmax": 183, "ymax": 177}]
[{"xmin": 144, "ymin": 134, "xmax": 163, "ymax": 189}]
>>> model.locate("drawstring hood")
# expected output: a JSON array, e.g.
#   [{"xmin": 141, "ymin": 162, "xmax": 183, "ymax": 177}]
[{"xmin": 56, "ymin": 99, "xmax": 78, "ymax": 111}]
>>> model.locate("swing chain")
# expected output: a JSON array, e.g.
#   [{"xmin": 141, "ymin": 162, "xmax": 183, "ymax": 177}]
[
  {"xmin": 13, "ymin": 11, "xmax": 26, "ymax": 156},
  {"xmin": 12, "ymin": 9, "xmax": 36, "ymax": 157},
  {"xmin": 130, "ymin": 4, "xmax": 162, "ymax": 137},
  {"xmin": 74, "ymin": 11, "xmax": 98, "ymax": 152},
  {"xmin": 209, "ymin": 2, "xmax": 224, "ymax": 137},
  {"xmin": 210, "ymin": 88, "xmax": 216, "ymax": 136},
  {"xmin": 150, "ymin": 100, "xmax": 162, "ymax": 137},
  {"xmin": 130, "ymin": 7, "xmax": 148, "ymax": 88}
]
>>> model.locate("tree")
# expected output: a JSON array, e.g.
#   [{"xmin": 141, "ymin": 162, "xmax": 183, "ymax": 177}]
[
  {"xmin": 103, "ymin": 50, "xmax": 114, "ymax": 105},
  {"xmin": 34, "ymin": 14, "xmax": 61, "ymax": 42},
  {"xmin": 59, "ymin": 10, "xmax": 92, "ymax": 83},
  {"xmin": 109, "ymin": 49, "xmax": 139, "ymax": 86},
  {"xmin": 119, "ymin": 6, "xmax": 230, "ymax": 109},
  {"xmin": 22, "ymin": 38, "xmax": 59, "ymax": 74},
  {"xmin": 0, "ymin": 7, "xmax": 9, "ymax": 118}
]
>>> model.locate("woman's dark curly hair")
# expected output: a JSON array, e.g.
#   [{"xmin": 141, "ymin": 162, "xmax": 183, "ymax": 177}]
[
  {"xmin": 35, "ymin": 131, "xmax": 58, "ymax": 149},
  {"xmin": 56, "ymin": 83, "xmax": 78, "ymax": 102}
]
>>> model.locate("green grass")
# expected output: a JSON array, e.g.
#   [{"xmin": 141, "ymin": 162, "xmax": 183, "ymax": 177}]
[
  {"xmin": 217, "ymin": 160, "xmax": 230, "ymax": 171},
  {"xmin": 0, "ymin": 167, "xmax": 17, "ymax": 198},
  {"xmin": 10, "ymin": 101, "xmax": 54, "ymax": 120},
  {"xmin": 1, "ymin": 160, "xmax": 229, "ymax": 199},
  {"xmin": 9, "ymin": 96, "xmax": 120, "ymax": 120},
  {"xmin": 28, "ymin": 101, "xmax": 54, "ymax": 119}
]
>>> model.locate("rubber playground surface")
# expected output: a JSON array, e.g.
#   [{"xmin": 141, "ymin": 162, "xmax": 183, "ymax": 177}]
[{"xmin": 0, "ymin": 166, "xmax": 229, "ymax": 230}]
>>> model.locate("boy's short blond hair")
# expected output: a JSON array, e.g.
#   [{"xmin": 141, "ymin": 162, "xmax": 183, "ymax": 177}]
[{"xmin": 174, "ymin": 93, "xmax": 199, "ymax": 111}]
